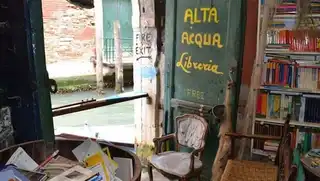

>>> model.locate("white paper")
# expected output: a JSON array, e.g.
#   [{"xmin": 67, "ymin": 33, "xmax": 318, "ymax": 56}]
[
  {"xmin": 6, "ymin": 147, "xmax": 39, "ymax": 171},
  {"xmin": 89, "ymin": 163, "xmax": 108, "ymax": 181},
  {"xmin": 113, "ymin": 176, "xmax": 122, "ymax": 181},
  {"xmin": 103, "ymin": 153, "xmax": 117, "ymax": 173},
  {"xmin": 113, "ymin": 157, "xmax": 133, "ymax": 181},
  {"xmin": 72, "ymin": 139, "xmax": 102, "ymax": 162}
]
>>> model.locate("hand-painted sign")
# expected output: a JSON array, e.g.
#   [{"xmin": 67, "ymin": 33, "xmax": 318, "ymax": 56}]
[{"xmin": 167, "ymin": 0, "xmax": 244, "ymax": 105}]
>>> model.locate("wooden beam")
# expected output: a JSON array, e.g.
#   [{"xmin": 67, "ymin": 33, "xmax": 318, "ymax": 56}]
[
  {"xmin": 94, "ymin": 0, "xmax": 104, "ymax": 93},
  {"xmin": 237, "ymin": 0, "xmax": 277, "ymax": 160},
  {"xmin": 114, "ymin": 20, "xmax": 124, "ymax": 93}
]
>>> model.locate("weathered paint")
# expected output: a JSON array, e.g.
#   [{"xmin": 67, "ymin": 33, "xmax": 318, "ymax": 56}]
[
  {"xmin": 132, "ymin": 0, "xmax": 161, "ymax": 145},
  {"xmin": 0, "ymin": 0, "xmax": 54, "ymax": 143},
  {"xmin": 102, "ymin": 0, "xmax": 133, "ymax": 54},
  {"xmin": 26, "ymin": 0, "xmax": 55, "ymax": 142},
  {"xmin": 239, "ymin": 0, "xmax": 259, "ymax": 109},
  {"xmin": 164, "ymin": 0, "xmax": 246, "ymax": 180}
]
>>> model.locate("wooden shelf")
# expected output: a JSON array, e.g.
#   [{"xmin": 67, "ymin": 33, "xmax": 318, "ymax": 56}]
[
  {"xmin": 261, "ymin": 14, "xmax": 320, "ymax": 19},
  {"xmin": 255, "ymin": 118, "xmax": 320, "ymax": 128},
  {"xmin": 260, "ymin": 86, "xmax": 320, "ymax": 94},
  {"xmin": 265, "ymin": 50, "xmax": 320, "ymax": 55}
]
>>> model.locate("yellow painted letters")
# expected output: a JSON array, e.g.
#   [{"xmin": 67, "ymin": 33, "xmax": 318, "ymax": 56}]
[
  {"xmin": 185, "ymin": 88, "xmax": 205, "ymax": 100},
  {"xmin": 176, "ymin": 52, "xmax": 223, "ymax": 75},
  {"xmin": 184, "ymin": 7, "xmax": 219, "ymax": 24},
  {"xmin": 181, "ymin": 32, "xmax": 223, "ymax": 48}
]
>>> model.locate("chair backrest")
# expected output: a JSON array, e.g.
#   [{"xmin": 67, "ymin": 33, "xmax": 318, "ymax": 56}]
[{"xmin": 175, "ymin": 114, "xmax": 208, "ymax": 150}]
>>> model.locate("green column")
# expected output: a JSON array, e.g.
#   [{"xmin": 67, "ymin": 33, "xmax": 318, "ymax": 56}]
[{"xmin": 27, "ymin": 0, "xmax": 55, "ymax": 143}]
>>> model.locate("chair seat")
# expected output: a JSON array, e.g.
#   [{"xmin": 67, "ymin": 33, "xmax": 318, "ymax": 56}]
[
  {"xmin": 150, "ymin": 151, "xmax": 202, "ymax": 177},
  {"xmin": 221, "ymin": 160, "xmax": 278, "ymax": 181}
]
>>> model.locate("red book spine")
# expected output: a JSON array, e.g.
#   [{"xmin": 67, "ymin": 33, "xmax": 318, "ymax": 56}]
[
  {"xmin": 256, "ymin": 93, "xmax": 262, "ymax": 114},
  {"xmin": 289, "ymin": 31, "xmax": 294, "ymax": 51},
  {"xmin": 280, "ymin": 30, "xmax": 284, "ymax": 44},
  {"xmin": 310, "ymin": 33, "xmax": 315, "ymax": 52}
]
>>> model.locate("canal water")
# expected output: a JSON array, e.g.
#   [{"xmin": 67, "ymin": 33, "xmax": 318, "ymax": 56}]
[{"xmin": 51, "ymin": 87, "xmax": 135, "ymax": 143}]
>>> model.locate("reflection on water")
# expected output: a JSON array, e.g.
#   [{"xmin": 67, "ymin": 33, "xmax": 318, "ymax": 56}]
[{"xmin": 51, "ymin": 87, "xmax": 134, "ymax": 128}]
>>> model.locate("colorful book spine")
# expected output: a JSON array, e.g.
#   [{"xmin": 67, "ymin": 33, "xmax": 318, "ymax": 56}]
[
  {"xmin": 266, "ymin": 30, "xmax": 320, "ymax": 52},
  {"xmin": 296, "ymin": 67, "xmax": 320, "ymax": 90},
  {"xmin": 262, "ymin": 60, "xmax": 296, "ymax": 88}
]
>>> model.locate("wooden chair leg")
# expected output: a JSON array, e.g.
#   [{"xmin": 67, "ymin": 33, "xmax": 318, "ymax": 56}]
[{"xmin": 148, "ymin": 165, "xmax": 153, "ymax": 181}]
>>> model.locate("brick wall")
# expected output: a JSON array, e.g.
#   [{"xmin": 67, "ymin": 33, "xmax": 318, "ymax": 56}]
[{"xmin": 42, "ymin": 0, "xmax": 95, "ymax": 63}]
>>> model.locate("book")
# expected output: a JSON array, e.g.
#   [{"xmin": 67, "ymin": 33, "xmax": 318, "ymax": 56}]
[
  {"xmin": 264, "ymin": 140, "xmax": 280, "ymax": 152},
  {"xmin": 0, "ymin": 165, "xmax": 30, "ymax": 181},
  {"xmin": 72, "ymin": 139, "xmax": 117, "ymax": 181},
  {"xmin": 6, "ymin": 147, "xmax": 39, "ymax": 171},
  {"xmin": 17, "ymin": 168, "xmax": 48, "ymax": 181},
  {"xmin": 42, "ymin": 155, "xmax": 81, "ymax": 179},
  {"xmin": 266, "ymin": 29, "xmax": 320, "ymax": 52},
  {"xmin": 48, "ymin": 165, "xmax": 99, "ymax": 181},
  {"xmin": 84, "ymin": 152, "xmax": 113, "ymax": 181},
  {"xmin": 264, "ymin": 145, "xmax": 278, "ymax": 152},
  {"xmin": 256, "ymin": 90, "xmax": 320, "ymax": 123},
  {"xmin": 254, "ymin": 123, "xmax": 283, "ymax": 150},
  {"xmin": 256, "ymin": 0, "xmax": 320, "ymax": 157},
  {"xmin": 265, "ymin": 140, "xmax": 280, "ymax": 147}
]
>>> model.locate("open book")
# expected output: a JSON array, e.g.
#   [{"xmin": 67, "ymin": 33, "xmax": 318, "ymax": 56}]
[{"xmin": 49, "ymin": 165, "xmax": 100, "ymax": 181}]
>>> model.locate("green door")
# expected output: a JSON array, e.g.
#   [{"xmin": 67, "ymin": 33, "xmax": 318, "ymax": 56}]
[
  {"xmin": 102, "ymin": 0, "xmax": 133, "ymax": 62},
  {"xmin": 164, "ymin": 0, "xmax": 246, "ymax": 180},
  {"xmin": 102, "ymin": 0, "xmax": 132, "ymax": 38}
]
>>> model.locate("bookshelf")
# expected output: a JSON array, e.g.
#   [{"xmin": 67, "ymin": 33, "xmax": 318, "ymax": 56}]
[{"xmin": 252, "ymin": 0, "xmax": 320, "ymax": 159}]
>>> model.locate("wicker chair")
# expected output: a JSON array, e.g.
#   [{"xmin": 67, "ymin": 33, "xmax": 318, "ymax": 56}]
[
  {"xmin": 147, "ymin": 114, "xmax": 208, "ymax": 181},
  {"xmin": 221, "ymin": 114, "xmax": 297, "ymax": 181}
]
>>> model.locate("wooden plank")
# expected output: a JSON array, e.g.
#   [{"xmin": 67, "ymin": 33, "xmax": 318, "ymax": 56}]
[
  {"xmin": 237, "ymin": 0, "xmax": 277, "ymax": 160},
  {"xmin": 114, "ymin": 20, "xmax": 124, "ymax": 93}
]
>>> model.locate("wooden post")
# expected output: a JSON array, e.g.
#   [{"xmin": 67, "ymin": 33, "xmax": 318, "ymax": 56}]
[
  {"xmin": 114, "ymin": 20, "xmax": 124, "ymax": 93},
  {"xmin": 237, "ymin": 0, "xmax": 277, "ymax": 160},
  {"xmin": 132, "ymin": 0, "xmax": 160, "ymax": 145},
  {"xmin": 212, "ymin": 83, "xmax": 232, "ymax": 181},
  {"xmin": 94, "ymin": 0, "xmax": 104, "ymax": 93}
]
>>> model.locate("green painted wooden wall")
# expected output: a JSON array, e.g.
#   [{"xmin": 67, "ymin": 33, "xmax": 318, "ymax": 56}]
[
  {"xmin": 102, "ymin": 0, "xmax": 133, "ymax": 50},
  {"xmin": 164, "ymin": 0, "xmax": 247, "ymax": 180}
]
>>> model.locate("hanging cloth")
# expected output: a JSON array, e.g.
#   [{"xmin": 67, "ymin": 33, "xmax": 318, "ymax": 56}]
[{"xmin": 292, "ymin": 147, "xmax": 305, "ymax": 181}]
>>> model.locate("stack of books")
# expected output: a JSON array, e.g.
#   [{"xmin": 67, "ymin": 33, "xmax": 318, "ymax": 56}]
[
  {"xmin": 266, "ymin": 30, "xmax": 320, "ymax": 52},
  {"xmin": 311, "ymin": 1, "xmax": 320, "ymax": 14},
  {"xmin": 276, "ymin": 2, "xmax": 297, "ymax": 14},
  {"xmin": 254, "ymin": 123, "xmax": 320, "ymax": 152},
  {"xmin": 264, "ymin": 140, "xmax": 280, "ymax": 152},
  {"xmin": 261, "ymin": 0, "xmax": 297, "ymax": 14},
  {"xmin": 260, "ymin": 58, "xmax": 320, "ymax": 90}
]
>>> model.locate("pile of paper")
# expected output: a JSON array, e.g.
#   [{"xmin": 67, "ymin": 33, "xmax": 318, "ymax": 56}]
[
  {"xmin": 72, "ymin": 139, "xmax": 120, "ymax": 181},
  {"xmin": 1, "ymin": 146, "xmax": 104, "ymax": 181},
  {"xmin": 0, "ymin": 138, "xmax": 134, "ymax": 181}
]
